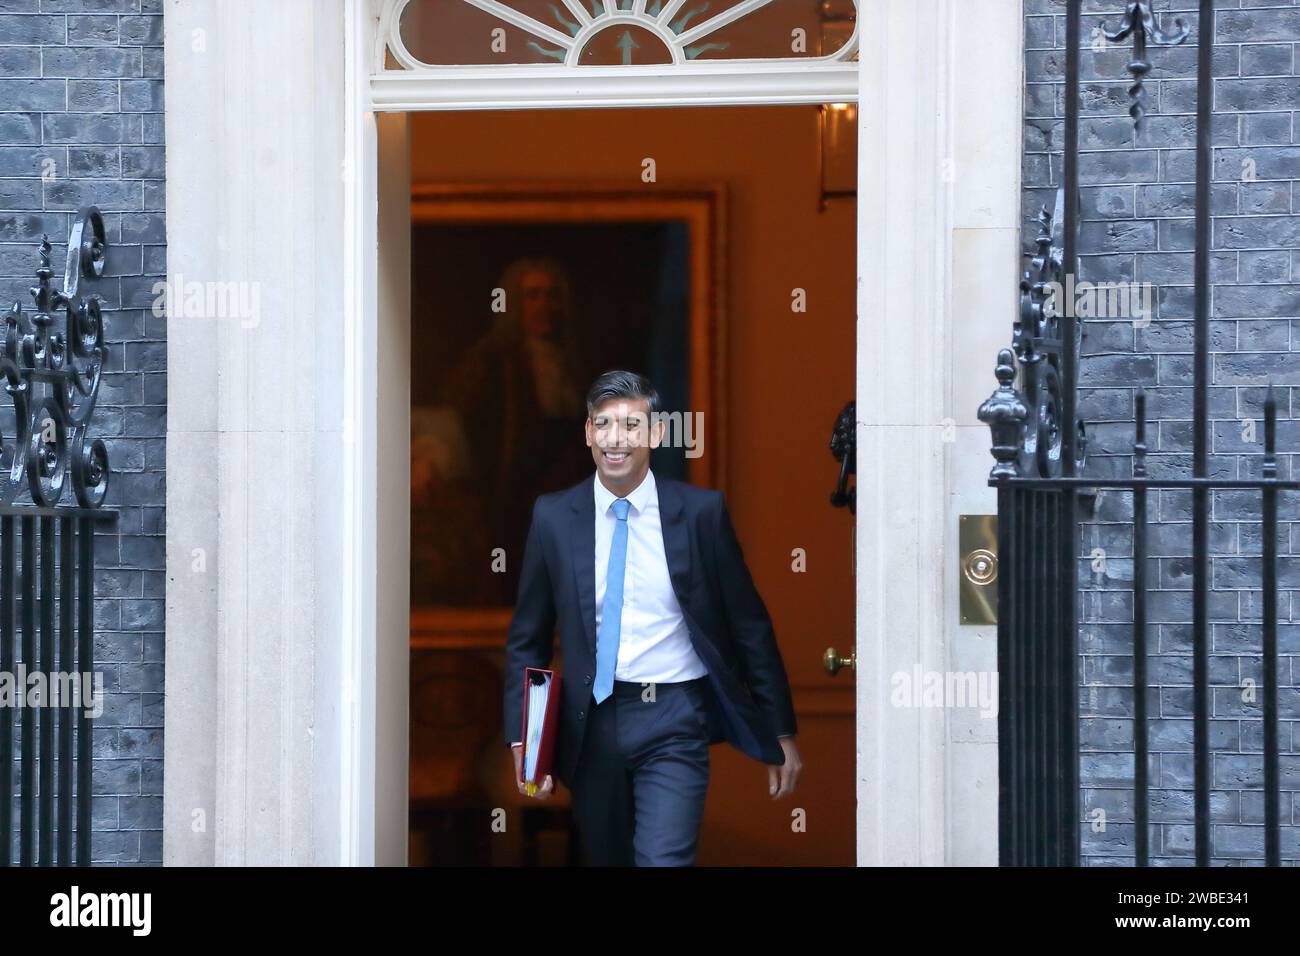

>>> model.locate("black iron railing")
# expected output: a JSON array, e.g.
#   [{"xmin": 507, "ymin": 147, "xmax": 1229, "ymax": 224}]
[
  {"xmin": 0, "ymin": 207, "xmax": 115, "ymax": 867},
  {"xmin": 981, "ymin": 0, "xmax": 1285, "ymax": 866}
]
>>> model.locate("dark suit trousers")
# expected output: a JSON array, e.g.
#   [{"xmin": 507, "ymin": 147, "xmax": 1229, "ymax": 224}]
[{"xmin": 569, "ymin": 677, "xmax": 712, "ymax": 866}]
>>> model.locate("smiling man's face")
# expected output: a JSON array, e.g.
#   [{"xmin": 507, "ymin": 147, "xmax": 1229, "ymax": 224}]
[{"xmin": 585, "ymin": 396, "xmax": 663, "ymax": 495}]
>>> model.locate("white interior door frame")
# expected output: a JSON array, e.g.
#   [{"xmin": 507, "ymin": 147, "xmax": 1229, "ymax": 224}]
[
  {"xmin": 371, "ymin": 63, "xmax": 858, "ymax": 112},
  {"xmin": 340, "ymin": 0, "xmax": 872, "ymax": 866}
]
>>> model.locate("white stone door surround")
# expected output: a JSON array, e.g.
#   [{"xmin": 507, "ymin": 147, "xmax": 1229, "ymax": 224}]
[{"xmin": 162, "ymin": 0, "xmax": 1023, "ymax": 865}]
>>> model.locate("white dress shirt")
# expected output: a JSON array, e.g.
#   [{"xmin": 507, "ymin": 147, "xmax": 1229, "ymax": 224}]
[{"xmin": 593, "ymin": 468, "xmax": 708, "ymax": 683}]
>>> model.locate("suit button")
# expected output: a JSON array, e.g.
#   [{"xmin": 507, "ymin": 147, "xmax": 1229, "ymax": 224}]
[
  {"xmin": 578, "ymin": 710, "xmax": 586, "ymax": 720},
  {"xmin": 584, "ymin": 674, "xmax": 592, "ymax": 685}
]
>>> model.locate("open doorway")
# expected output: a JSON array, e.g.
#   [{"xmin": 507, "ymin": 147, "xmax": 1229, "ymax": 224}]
[{"xmin": 404, "ymin": 104, "xmax": 856, "ymax": 865}]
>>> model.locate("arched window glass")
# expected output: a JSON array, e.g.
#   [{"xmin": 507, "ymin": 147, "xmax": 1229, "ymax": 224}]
[{"xmin": 384, "ymin": 0, "xmax": 858, "ymax": 70}]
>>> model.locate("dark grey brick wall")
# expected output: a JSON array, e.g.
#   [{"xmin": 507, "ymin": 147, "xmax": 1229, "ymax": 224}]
[
  {"xmin": 0, "ymin": 0, "xmax": 164, "ymax": 865},
  {"xmin": 1025, "ymin": 0, "xmax": 1299, "ymax": 864}
]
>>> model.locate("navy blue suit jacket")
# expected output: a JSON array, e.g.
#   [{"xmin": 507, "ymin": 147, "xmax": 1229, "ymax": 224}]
[{"xmin": 503, "ymin": 470, "xmax": 798, "ymax": 787}]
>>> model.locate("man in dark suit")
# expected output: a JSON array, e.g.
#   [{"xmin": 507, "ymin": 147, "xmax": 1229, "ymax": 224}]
[{"xmin": 504, "ymin": 369, "xmax": 803, "ymax": 866}]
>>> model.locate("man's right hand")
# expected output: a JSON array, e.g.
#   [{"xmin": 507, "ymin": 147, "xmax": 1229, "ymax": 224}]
[{"xmin": 511, "ymin": 743, "xmax": 554, "ymax": 799}]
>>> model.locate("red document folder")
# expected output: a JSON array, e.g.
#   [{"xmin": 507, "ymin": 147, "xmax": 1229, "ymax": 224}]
[{"xmin": 518, "ymin": 667, "xmax": 562, "ymax": 795}]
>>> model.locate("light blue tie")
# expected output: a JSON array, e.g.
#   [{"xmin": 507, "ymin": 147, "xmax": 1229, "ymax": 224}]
[{"xmin": 594, "ymin": 497, "xmax": 631, "ymax": 704}]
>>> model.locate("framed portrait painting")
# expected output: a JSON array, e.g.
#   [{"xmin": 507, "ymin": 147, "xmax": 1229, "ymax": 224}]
[{"xmin": 409, "ymin": 182, "xmax": 727, "ymax": 642}]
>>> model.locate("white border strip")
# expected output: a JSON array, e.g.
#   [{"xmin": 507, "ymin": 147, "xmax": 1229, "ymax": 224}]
[
  {"xmin": 342, "ymin": 0, "xmax": 378, "ymax": 867},
  {"xmin": 371, "ymin": 64, "xmax": 858, "ymax": 111}
]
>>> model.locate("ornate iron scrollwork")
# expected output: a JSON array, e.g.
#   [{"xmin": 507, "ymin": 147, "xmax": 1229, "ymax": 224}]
[
  {"xmin": 830, "ymin": 400, "xmax": 855, "ymax": 514},
  {"xmin": 980, "ymin": 189, "xmax": 1086, "ymax": 480},
  {"xmin": 3, "ymin": 207, "xmax": 110, "ymax": 508},
  {"xmin": 1102, "ymin": 1, "xmax": 1190, "ymax": 131}
]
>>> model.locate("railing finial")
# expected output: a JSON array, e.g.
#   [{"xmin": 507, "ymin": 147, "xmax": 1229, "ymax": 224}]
[
  {"xmin": 978, "ymin": 349, "xmax": 1028, "ymax": 480},
  {"xmin": 1102, "ymin": 1, "xmax": 1191, "ymax": 131}
]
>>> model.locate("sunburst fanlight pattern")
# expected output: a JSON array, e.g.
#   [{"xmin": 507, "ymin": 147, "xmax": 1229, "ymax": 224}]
[{"xmin": 382, "ymin": 0, "xmax": 858, "ymax": 69}]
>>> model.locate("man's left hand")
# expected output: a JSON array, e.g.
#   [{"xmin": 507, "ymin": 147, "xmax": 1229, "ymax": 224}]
[{"xmin": 767, "ymin": 736, "xmax": 803, "ymax": 798}]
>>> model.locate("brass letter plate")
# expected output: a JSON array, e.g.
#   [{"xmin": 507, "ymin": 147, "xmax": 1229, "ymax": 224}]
[{"xmin": 959, "ymin": 515, "xmax": 998, "ymax": 625}]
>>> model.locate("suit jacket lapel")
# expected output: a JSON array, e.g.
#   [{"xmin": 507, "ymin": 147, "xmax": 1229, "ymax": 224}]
[
  {"xmin": 656, "ymin": 474, "xmax": 693, "ymax": 610},
  {"xmin": 570, "ymin": 476, "xmax": 597, "ymax": 658}
]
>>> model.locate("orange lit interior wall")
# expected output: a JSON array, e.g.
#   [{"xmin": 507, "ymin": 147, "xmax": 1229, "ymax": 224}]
[{"xmin": 410, "ymin": 105, "xmax": 856, "ymax": 865}]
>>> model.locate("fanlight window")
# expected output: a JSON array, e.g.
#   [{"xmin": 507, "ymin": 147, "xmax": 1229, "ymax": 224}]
[{"xmin": 380, "ymin": 0, "xmax": 858, "ymax": 70}]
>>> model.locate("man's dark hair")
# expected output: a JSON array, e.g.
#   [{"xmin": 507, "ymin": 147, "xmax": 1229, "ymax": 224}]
[{"xmin": 585, "ymin": 369, "xmax": 661, "ymax": 418}]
